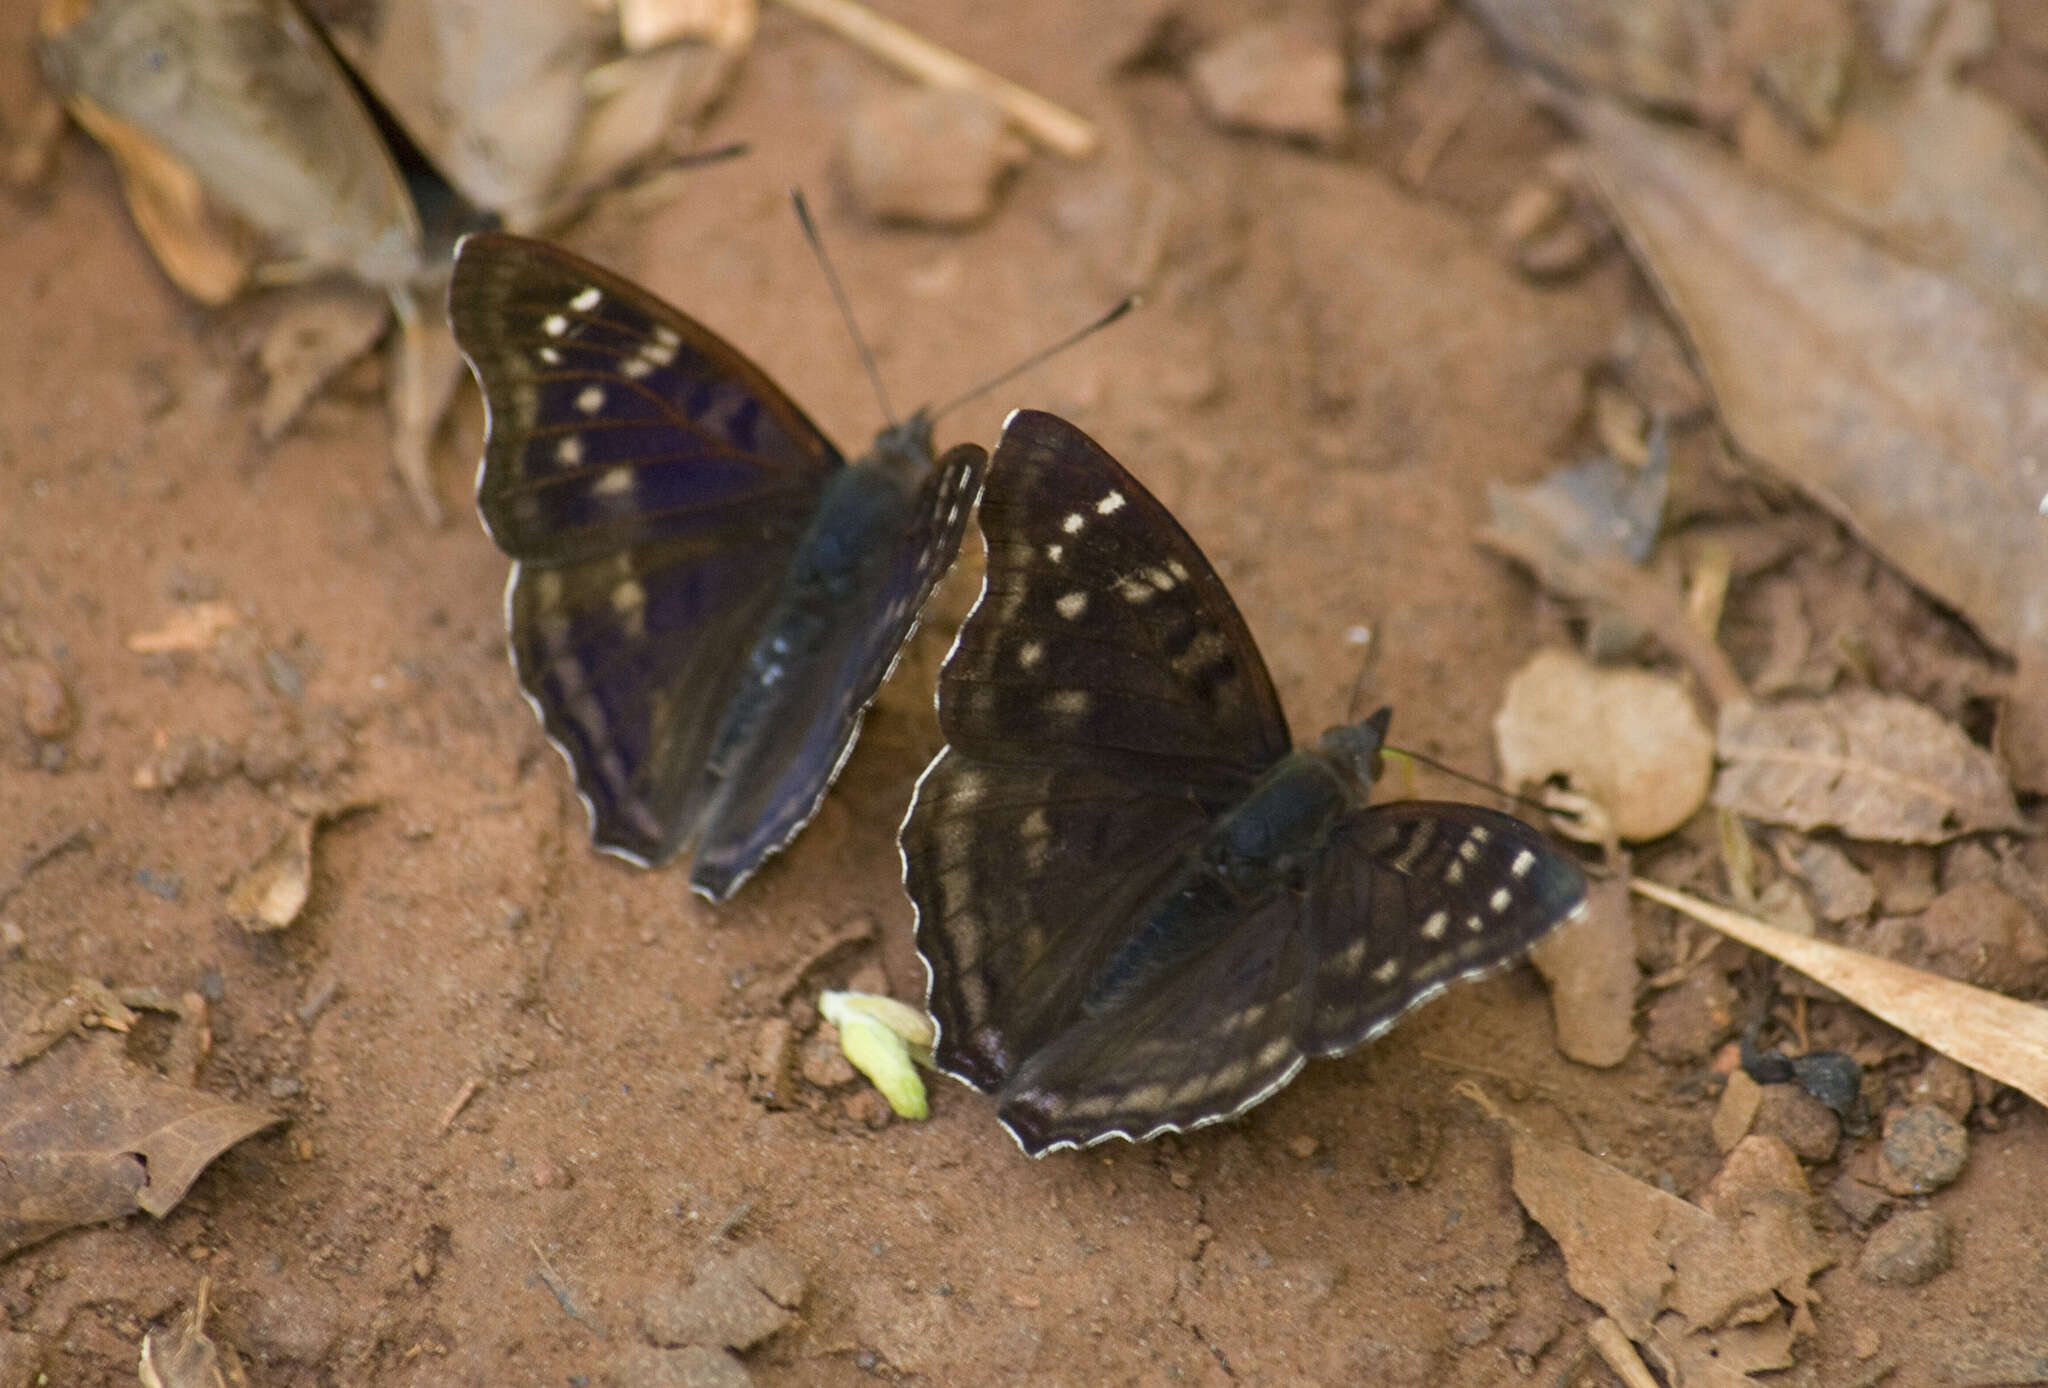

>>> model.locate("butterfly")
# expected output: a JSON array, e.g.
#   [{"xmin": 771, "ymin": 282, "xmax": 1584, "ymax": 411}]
[
  {"xmin": 900, "ymin": 410, "xmax": 1588, "ymax": 1156},
  {"xmin": 449, "ymin": 232, "xmax": 986, "ymax": 900}
]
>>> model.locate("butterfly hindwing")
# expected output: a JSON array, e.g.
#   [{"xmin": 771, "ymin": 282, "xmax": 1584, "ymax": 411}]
[
  {"xmin": 1298, "ymin": 802, "xmax": 1588, "ymax": 1058},
  {"xmin": 689, "ymin": 441, "xmax": 989, "ymax": 899}
]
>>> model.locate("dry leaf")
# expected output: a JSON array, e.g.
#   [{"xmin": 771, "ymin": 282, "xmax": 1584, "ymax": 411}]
[
  {"xmin": 1738, "ymin": 3, "xmax": 2048, "ymax": 339},
  {"xmin": 1486, "ymin": 1090, "xmax": 1823, "ymax": 1383},
  {"xmin": 1714, "ymin": 691, "xmax": 2021, "ymax": 842},
  {"xmin": 126, "ymin": 601, "xmax": 239, "ymax": 654},
  {"xmin": 256, "ymin": 285, "xmax": 390, "ymax": 443},
  {"xmin": 1572, "ymin": 95, "xmax": 2048, "ymax": 786},
  {"xmin": 0, "ymin": 1032, "xmax": 278, "ymax": 1258},
  {"xmin": 38, "ymin": 0, "xmax": 421, "ymax": 291},
  {"xmin": 1495, "ymin": 648, "xmax": 1716, "ymax": 840},
  {"xmin": 140, "ymin": 1278, "xmax": 248, "ymax": 1388},
  {"xmin": 223, "ymin": 821, "xmax": 315, "ymax": 932},
  {"xmin": 1466, "ymin": 0, "xmax": 1703, "ymax": 110}
]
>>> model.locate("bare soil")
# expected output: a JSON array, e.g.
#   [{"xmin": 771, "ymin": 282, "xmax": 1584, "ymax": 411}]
[{"xmin": 2, "ymin": 3, "xmax": 2044, "ymax": 1385}]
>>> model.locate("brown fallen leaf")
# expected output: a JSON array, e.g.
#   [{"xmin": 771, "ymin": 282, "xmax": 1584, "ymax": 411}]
[
  {"xmin": 223, "ymin": 821, "xmax": 315, "ymax": 932},
  {"xmin": 1632, "ymin": 877, "xmax": 2048, "ymax": 1110},
  {"xmin": 0, "ymin": 964, "xmax": 136, "ymax": 1068},
  {"xmin": 126, "ymin": 602, "xmax": 239, "ymax": 655},
  {"xmin": 140, "ymin": 1277, "xmax": 249, "ymax": 1388},
  {"xmin": 1571, "ymin": 94, "xmax": 2048, "ymax": 788},
  {"xmin": 0, "ymin": 1032, "xmax": 278, "ymax": 1258},
  {"xmin": 37, "ymin": 0, "xmax": 421, "ymax": 292},
  {"xmin": 1466, "ymin": 0, "xmax": 1703, "ymax": 111},
  {"xmin": 1472, "ymin": 1082, "xmax": 1822, "ymax": 1384},
  {"xmin": 1714, "ymin": 691, "xmax": 2022, "ymax": 842},
  {"xmin": 256, "ymin": 284, "xmax": 391, "ymax": 444}
]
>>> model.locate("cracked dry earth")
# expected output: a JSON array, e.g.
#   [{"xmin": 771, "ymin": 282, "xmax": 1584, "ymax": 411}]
[{"xmin": 4, "ymin": 1, "xmax": 2047, "ymax": 1385}]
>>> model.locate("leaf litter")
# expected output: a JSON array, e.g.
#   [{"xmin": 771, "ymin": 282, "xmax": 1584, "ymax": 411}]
[
  {"xmin": 1568, "ymin": 91, "xmax": 2048, "ymax": 787},
  {"xmin": 1714, "ymin": 690, "xmax": 2022, "ymax": 841},
  {"xmin": 2, "ymin": 965, "xmax": 278, "ymax": 1258}
]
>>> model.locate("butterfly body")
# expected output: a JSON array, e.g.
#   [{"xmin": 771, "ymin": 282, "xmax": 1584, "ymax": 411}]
[
  {"xmin": 902, "ymin": 410, "xmax": 1585, "ymax": 1155},
  {"xmin": 451, "ymin": 233, "xmax": 984, "ymax": 899}
]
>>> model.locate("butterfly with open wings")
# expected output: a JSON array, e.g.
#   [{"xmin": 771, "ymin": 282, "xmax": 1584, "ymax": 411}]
[{"xmin": 902, "ymin": 410, "xmax": 1588, "ymax": 1156}]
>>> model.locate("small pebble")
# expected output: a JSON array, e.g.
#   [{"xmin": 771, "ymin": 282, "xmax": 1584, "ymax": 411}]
[
  {"xmin": 1878, "ymin": 1104, "xmax": 1968, "ymax": 1195},
  {"xmin": 1701, "ymin": 1134, "xmax": 1807, "ymax": 1219},
  {"xmin": 840, "ymin": 88, "xmax": 1026, "ymax": 228},
  {"xmin": 1287, "ymin": 1135, "xmax": 1320, "ymax": 1159},
  {"xmin": 641, "ymin": 1246, "xmax": 802, "ymax": 1351},
  {"xmin": 1858, "ymin": 1209, "xmax": 1953, "ymax": 1286},
  {"xmin": 1643, "ymin": 969, "xmax": 1739, "ymax": 1063},
  {"xmin": 1915, "ymin": 881, "xmax": 2048, "ymax": 996},
  {"xmin": 1188, "ymin": 21, "xmax": 1348, "ymax": 146},
  {"xmin": 799, "ymin": 1031, "xmax": 857, "ymax": 1089},
  {"xmin": 19, "ymin": 662, "xmax": 73, "ymax": 739},
  {"xmin": 1754, "ymin": 1083, "xmax": 1840, "ymax": 1163},
  {"xmin": 1903, "ymin": 1054, "xmax": 1975, "ymax": 1123},
  {"xmin": 1828, "ymin": 1173, "xmax": 1891, "ymax": 1229}
]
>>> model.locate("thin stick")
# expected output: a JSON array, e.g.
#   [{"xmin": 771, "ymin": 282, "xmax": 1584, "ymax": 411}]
[
  {"xmin": 437, "ymin": 1076, "xmax": 483, "ymax": 1133},
  {"xmin": 1630, "ymin": 877, "xmax": 2048, "ymax": 1108},
  {"xmin": 770, "ymin": 0, "xmax": 1099, "ymax": 158}
]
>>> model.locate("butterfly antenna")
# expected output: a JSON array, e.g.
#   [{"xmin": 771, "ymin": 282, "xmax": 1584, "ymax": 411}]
[
  {"xmin": 1380, "ymin": 743, "xmax": 1574, "ymax": 823},
  {"xmin": 792, "ymin": 189, "xmax": 899, "ymax": 427},
  {"xmin": 929, "ymin": 294, "xmax": 1140, "ymax": 425}
]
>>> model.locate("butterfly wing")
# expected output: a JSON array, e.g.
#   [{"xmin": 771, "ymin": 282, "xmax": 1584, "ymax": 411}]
[
  {"xmin": 687, "ymin": 441, "xmax": 989, "ymax": 900},
  {"xmin": 450, "ymin": 232, "xmax": 842, "ymax": 865},
  {"xmin": 993, "ymin": 801, "xmax": 1587, "ymax": 1155},
  {"xmin": 904, "ymin": 409, "xmax": 1295, "ymax": 1094}
]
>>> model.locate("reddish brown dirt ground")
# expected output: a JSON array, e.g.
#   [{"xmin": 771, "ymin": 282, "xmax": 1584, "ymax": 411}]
[{"xmin": 4, "ymin": 3, "xmax": 2046, "ymax": 1385}]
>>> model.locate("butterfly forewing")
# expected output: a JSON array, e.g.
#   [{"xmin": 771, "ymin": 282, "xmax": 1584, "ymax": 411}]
[
  {"xmin": 451, "ymin": 233, "xmax": 839, "ymax": 564},
  {"xmin": 689, "ymin": 442, "xmax": 989, "ymax": 899},
  {"xmin": 938, "ymin": 410, "xmax": 1292, "ymax": 779}
]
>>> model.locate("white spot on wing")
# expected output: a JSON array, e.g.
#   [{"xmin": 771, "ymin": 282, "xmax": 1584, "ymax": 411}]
[
  {"xmin": 1045, "ymin": 543, "xmax": 1064, "ymax": 563},
  {"xmin": 1056, "ymin": 591, "xmax": 1089, "ymax": 620},
  {"xmin": 556, "ymin": 436, "xmax": 584, "ymax": 466},
  {"xmin": 537, "ymin": 346, "xmax": 562, "ymax": 366},
  {"xmin": 1489, "ymin": 887, "xmax": 1512, "ymax": 913},
  {"xmin": 1372, "ymin": 959, "xmax": 1401, "ymax": 984},
  {"xmin": 593, "ymin": 466, "xmax": 634, "ymax": 496},
  {"xmin": 1421, "ymin": 910, "xmax": 1448, "ymax": 940},
  {"xmin": 1096, "ymin": 490, "xmax": 1127, "ymax": 515},
  {"xmin": 1017, "ymin": 641, "xmax": 1044, "ymax": 670},
  {"xmin": 1061, "ymin": 512, "xmax": 1086, "ymax": 535},
  {"xmin": 1511, "ymin": 849, "xmax": 1536, "ymax": 879},
  {"xmin": 1048, "ymin": 690, "xmax": 1091, "ymax": 716},
  {"xmin": 542, "ymin": 314, "xmax": 568, "ymax": 337},
  {"xmin": 570, "ymin": 286, "xmax": 602, "ymax": 312},
  {"xmin": 576, "ymin": 385, "xmax": 606, "ymax": 414}
]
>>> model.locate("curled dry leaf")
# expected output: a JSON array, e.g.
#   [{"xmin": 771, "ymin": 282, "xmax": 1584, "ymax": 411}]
[
  {"xmin": 139, "ymin": 1278, "xmax": 248, "ymax": 1388},
  {"xmin": 37, "ymin": 0, "xmax": 421, "ymax": 296},
  {"xmin": 0, "ymin": 1032, "xmax": 278, "ymax": 1258},
  {"xmin": 1495, "ymin": 648, "xmax": 1715, "ymax": 841},
  {"xmin": 223, "ymin": 820, "xmax": 315, "ymax": 932},
  {"xmin": 1714, "ymin": 691, "xmax": 2021, "ymax": 842}
]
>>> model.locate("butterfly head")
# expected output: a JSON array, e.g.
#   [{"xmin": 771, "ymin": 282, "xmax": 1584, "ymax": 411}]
[
  {"xmin": 862, "ymin": 409, "xmax": 938, "ymax": 488},
  {"xmin": 1317, "ymin": 706, "xmax": 1393, "ymax": 796}
]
